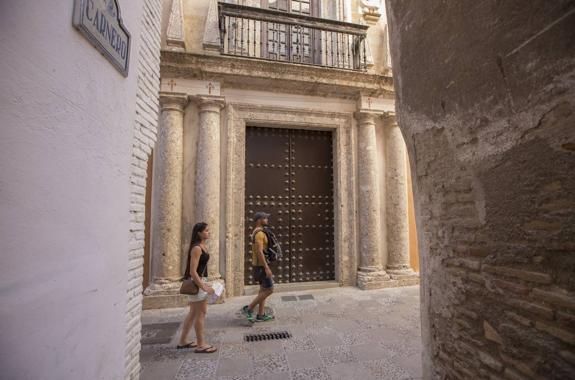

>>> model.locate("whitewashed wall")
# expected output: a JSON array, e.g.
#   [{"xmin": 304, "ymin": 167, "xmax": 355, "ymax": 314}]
[{"xmin": 0, "ymin": 1, "xmax": 161, "ymax": 379}]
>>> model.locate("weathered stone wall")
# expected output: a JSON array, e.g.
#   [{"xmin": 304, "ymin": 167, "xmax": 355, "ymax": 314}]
[
  {"xmin": 385, "ymin": 1, "xmax": 575, "ymax": 379},
  {"xmin": 125, "ymin": 0, "xmax": 163, "ymax": 378}
]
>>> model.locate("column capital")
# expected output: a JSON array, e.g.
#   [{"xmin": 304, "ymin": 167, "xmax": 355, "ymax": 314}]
[
  {"xmin": 191, "ymin": 95, "xmax": 226, "ymax": 113},
  {"xmin": 382, "ymin": 111, "xmax": 399, "ymax": 126},
  {"xmin": 354, "ymin": 109, "xmax": 383, "ymax": 125},
  {"xmin": 159, "ymin": 92, "xmax": 188, "ymax": 113}
]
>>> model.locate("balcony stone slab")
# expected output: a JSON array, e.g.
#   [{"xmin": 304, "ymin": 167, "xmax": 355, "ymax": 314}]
[{"xmin": 161, "ymin": 51, "xmax": 394, "ymax": 99}]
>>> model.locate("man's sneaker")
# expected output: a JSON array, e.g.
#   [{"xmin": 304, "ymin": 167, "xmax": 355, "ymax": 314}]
[
  {"xmin": 241, "ymin": 305, "xmax": 254, "ymax": 322},
  {"xmin": 255, "ymin": 314, "xmax": 275, "ymax": 322}
]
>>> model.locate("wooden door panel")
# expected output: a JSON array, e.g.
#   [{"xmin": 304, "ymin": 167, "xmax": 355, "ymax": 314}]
[
  {"xmin": 245, "ymin": 127, "xmax": 335, "ymax": 285},
  {"xmin": 290, "ymin": 129, "xmax": 334, "ymax": 282},
  {"xmin": 245, "ymin": 127, "xmax": 291, "ymax": 284}
]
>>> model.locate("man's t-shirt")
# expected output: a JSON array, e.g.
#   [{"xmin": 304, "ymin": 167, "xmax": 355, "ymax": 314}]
[{"xmin": 251, "ymin": 229, "xmax": 268, "ymax": 267}]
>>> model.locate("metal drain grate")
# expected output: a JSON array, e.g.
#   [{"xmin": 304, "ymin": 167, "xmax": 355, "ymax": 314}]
[
  {"xmin": 282, "ymin": 294, "xmax": 315, "ymax": 302},
  {"xmin": 298, "ymin": 294, "xmax": 315, "ymax": 300},
  {"xmin": 245, "ymin": 331, "xmax": 292, "ymax": 342}
]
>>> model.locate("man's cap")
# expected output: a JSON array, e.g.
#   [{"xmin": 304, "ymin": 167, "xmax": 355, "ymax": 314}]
[{"xmin": 253, "ymin": 211, "xmax": 270, "ymax": 222}]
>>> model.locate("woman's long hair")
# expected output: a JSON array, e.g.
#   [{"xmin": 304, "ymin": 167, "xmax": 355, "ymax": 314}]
[
  {"xmin": 190, "ymin": 222, "xmax": 208, "ymax": 247},
  {"xmin": 184, "ymin": 222, "xmax": 208, "ymax": 279}
]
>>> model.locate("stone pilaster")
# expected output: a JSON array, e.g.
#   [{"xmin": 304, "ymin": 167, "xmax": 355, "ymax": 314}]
[
  {"xmin": 385, "ymin": 114, "xmax": 418, "ymax": 284},
  {"xmin": 355, "ymin": 110, "xmax": 391, "ymax": 289},
  {"xmin": 202, "ymin": 0, "xmax": 220, "ymax": 51},
  {"xmin": 166, "ymin": 0, "xmax": 186, "ymax": 51},
  {"xmin": 148, "ymin": 92, "xmax": 188, "ymax": 293},
  {"xmin": 192, "ymin": 95, "xmax": 225, "ymax": 280}
]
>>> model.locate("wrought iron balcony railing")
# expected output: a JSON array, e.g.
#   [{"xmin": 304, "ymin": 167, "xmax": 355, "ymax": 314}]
[{"xmin": 218, "ymin": 2, "xmax": 369, "ymax": 71}]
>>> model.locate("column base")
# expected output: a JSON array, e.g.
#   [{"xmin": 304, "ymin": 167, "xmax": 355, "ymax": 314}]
[
  {"xmin": 387, "ymin": 266, "xmax": 420, "ymax": 286},
  {"xmin": 357, "ymin": 267, "xmax": 391, "ymax": 290},
  {"xmin": 357, "ymin": 266, "xmax": 420, "ymax": 290},
  {"xmin": 143, "ymin": 278, "xmax": 227, "ymax": 309},
  {"xmin": 143, "ymin": 281, "xmax": 188, "ymax": 310}
]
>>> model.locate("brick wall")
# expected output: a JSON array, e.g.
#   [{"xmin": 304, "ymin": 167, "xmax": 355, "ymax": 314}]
[
  {"xmin": 386, "ymin": 1, "xmax": 575, "ymax": 378},
  {"xmin": 124, "ymin": 0, "xmax": 163, "ymax": 378}
]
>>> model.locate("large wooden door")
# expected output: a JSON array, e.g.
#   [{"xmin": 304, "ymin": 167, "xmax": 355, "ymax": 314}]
[{"xmin": 245, "ymin": 127, "xmax": 335, "ymax": 284}]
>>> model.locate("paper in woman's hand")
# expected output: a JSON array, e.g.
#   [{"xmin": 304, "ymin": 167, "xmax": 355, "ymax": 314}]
[{"xmin": 208, "ymin": 281, "xmax": 225, "ymax": 304}]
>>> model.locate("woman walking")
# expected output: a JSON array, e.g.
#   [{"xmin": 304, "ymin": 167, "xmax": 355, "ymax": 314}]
[{"xmin": 177, "ymin": 222, "xmax": 217, "ymax": 353}]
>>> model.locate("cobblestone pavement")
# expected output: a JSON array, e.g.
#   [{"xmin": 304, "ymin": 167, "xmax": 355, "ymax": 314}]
[{"xmin": 140, "ymin": 286, "xmax": 422, "ymax": 380}]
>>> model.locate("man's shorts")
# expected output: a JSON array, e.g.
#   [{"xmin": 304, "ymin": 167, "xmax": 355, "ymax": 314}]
[{"xmin": 253, "ymin": 266, "xmax": 274, "ymax": 290}]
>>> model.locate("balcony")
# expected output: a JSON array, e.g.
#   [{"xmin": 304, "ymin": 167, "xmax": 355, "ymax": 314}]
[{"xmin": 218, "ymin": 2, "xmax": 369, "ymax": 71}]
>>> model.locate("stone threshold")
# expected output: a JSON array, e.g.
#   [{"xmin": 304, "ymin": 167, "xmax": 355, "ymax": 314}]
[
  {"xmin": 241, "ymin": 278, "xmax": 421, "ymax": 296},
  {"xmin": 142, "ymin": 276, "xmax": 420, "ymax": 309},
  {"xmin": 243, "ymin": 280, "xmax": 341, "ymax": 296},
  {"xmin": 142, "ymin": 293, "xmax": 189, "ymax": 310}
]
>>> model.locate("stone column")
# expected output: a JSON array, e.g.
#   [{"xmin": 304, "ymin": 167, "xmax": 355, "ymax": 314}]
[
  {"xmin": 150, "ymin": 92, "xmax": 188, "ymax": 290},
  {"xmin": 355, "ymin": 110, "xmax": 391, "ymax": 289},
  {"xmin": 385, "ymin": 114, "xmax": 418, "ymax": 282},
  {"xmin": 192, "ymin": 95, "xmax": 225, "ymax": 280}
]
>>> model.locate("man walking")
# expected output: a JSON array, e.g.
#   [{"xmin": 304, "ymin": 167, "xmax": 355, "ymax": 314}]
[{"xmin": 242, "ymin": 212, "xmax": 275, "ymax": 322}]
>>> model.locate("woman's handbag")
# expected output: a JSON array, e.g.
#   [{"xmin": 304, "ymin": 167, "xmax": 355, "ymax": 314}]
[
  {"xmin": 180, "ymin": 278, "xmax": 199, "ymax": 295},
  {"xmin": 180, "ymin": 242, "xmax": 208, "ymax": 295}
]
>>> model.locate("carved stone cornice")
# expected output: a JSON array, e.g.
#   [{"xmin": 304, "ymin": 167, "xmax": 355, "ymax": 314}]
[
  {"xmin": 360, "ymin": 0, "xmax": 382, "ymax": 25},
  {"xmin": 161, "ymin": 51, "xmax": 394, "ymax": 99}
]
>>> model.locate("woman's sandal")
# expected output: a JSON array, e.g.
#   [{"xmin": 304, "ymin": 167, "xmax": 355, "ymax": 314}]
[
  {"xmin": 194, "ymin": 345, "xmax": 217, "ymax": 354},
  {"xmin": 176, "ymin": 342, "xmax": 197, "ymax": 349}
]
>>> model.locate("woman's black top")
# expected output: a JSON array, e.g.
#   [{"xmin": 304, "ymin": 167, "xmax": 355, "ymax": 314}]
[{"xmin": 184, "ymin": 244, "xmax": 209, "ymax": 278}]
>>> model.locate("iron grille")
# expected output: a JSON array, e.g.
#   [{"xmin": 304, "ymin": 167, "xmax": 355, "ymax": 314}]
[
  {"xmin": 218, "ymin": 2, "xmax": 368, "ymax": 71},
  {"xmin": 245, "ymin": 331, "xmax": 292, "ymax": 342}
]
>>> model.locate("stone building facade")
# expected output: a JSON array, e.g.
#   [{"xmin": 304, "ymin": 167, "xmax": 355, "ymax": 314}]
[
  {"xmin": 143, "ymin": 0, "xmax": 419, "ymax": 308},
  {"xmin": 3, "ymin": 1, "xmax": 573, "ymax": 379}
]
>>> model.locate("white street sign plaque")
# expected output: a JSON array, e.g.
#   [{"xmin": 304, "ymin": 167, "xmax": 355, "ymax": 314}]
[{"xmin": 73, "ymin": 0, "xmax": 131, "ymax": 76}]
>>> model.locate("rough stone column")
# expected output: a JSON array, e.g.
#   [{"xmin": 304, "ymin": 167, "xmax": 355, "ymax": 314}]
[
  {"xmin": 192, "ymin": 95, "xmax": 225, "ymax": 280},
  {"xmin": 385, "ymin": 114, "xmax": 418, "ymax": 281},
  {"xmin": 355, "ymin": 110, "xmax": 391, "ymax": 289},
  {"xmin": 150, "ymin": 92, "xmax": 188, "ymax": 289}
]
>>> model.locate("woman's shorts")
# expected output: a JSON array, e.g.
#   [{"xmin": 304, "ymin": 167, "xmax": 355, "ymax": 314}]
[{"xmin": 187, "ymin": 277, "xmax": 210, "ymax": 303}]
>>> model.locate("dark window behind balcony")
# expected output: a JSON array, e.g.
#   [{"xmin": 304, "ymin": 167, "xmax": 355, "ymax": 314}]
[
  {"xmin": 264, "ymin": 0, "xmax": 317, "ymax": 64},
  {"xmin": 218, "ymin": 2, "xmax": 368, "ymax": 71},
  {"xmin": 265, "ymin": 0, "xmax": 318, "ymax": 16}
]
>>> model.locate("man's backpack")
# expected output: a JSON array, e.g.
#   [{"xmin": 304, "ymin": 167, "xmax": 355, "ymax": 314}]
[{"xmin": 253, "ymin": 227, "xmax": 283, "ymax": 262}]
